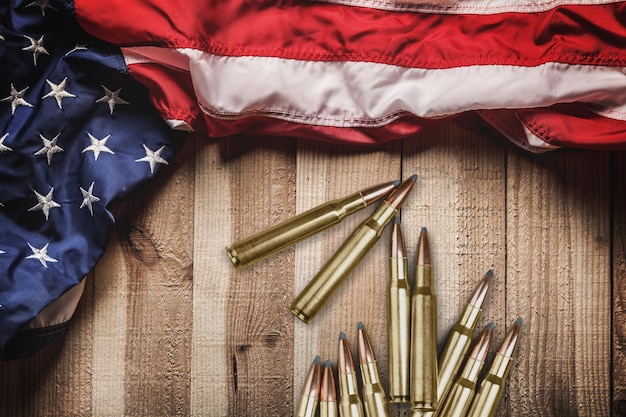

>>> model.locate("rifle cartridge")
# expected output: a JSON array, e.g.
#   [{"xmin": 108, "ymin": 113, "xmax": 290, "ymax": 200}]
[
  {"xmin": 465, "ymin": 318, "xmax": 522, "ymax": 417},
  {"xmin": 320, "ymin": 360, "xmax": 339, "ymax": 417},
  {"xmin": 226, "ymin": 180, "xmax": 398, "ymax": 268},
  {"xmin": 358, "ymin": 323, "xmax": 391, "ymax": 417},
  {"xmin": 437, "ymin": 324, "xmax": 493, "ymax": 417},
  {"xmin": 428, "ymin": 271, "xmax": 492, "ymax": 416},
  {"xmin": 296, "ymin": 356, "xmax": 322, "ymax": 417},
  {"xmin": 387, "ymin": 216, "xmax": 410, "ymax": 403},
  {"xmin": 338, "ymin": 332, "xmax": 365, "ymax": 417},
  {"xmin": 410, "ymin": 227, "xmax": 438, "ymax": 410}
]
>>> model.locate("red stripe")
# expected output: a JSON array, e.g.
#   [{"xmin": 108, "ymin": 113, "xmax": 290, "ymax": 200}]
[
  {"xmin": 519, "ymin": 105, "xmax": 626, "ymax": 149},
  {"xmin": 76, "ymin": 1, "xmax": 626, "ymax": 68}
]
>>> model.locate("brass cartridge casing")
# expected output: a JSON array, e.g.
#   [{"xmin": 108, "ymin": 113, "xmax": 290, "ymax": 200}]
[
  {"xmin": 226, "ymin": 181, "xmax": 398, "ymax": 268},
  {"xmin": 291, "ymin": 175, "xmax": 416, "ymax": 323},
  {"xmin": 465, "ymin": 318, "xmax": 522, "ymax": 417},
  {"xmin": 338, "ymin": 372, "xmax": 365, "ymax": 417},
  {"xmin": 437, "ymin": 324, "xmax": 493, "ymax": 417},
  {"xmin": 387, "ymin": 218, "xmax": 411, "ymax": 403},
  {"xmin": 296, "ymin": 356, "xmax": 322, "ymax": 417},
  {"xmin": 410, "ymin": 228, "xmax": 437, "ymax": 410},
  {"xmin": 358, "ymin": 323, "xmax": 391, "ymax": 417}
]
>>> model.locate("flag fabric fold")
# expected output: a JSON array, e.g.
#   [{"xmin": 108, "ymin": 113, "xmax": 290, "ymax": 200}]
[
  {"xmin": 0, "ymin": 0, "xmax": 185, "ymax": 359},
  {"xmin": 73, "ymin": 0, "xmax": 626, "ymax": 150}
]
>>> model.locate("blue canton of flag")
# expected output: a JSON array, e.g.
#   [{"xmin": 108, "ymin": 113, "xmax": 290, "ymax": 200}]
[{"xmin": 0, "ymin": 0, "xmax": 186, "ymax": 359}]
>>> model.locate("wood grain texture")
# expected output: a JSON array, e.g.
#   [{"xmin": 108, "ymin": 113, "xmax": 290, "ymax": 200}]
[
  {"xmin": 505, "ymin": 150, "xmax": 611, "ymax": 417},
  {"xmin": 224, "ymin": 135, "xmax": 297, "ymax": 416},
  {"xmin": 613, "ymin": 151, "xmax": 626, "ymax": 417},
  {"xmin": 114, "ymin": 136, "xmax": 195, "ymax": 417},
  {"xmin": 0, "ymin": 127, "xmax": 620, "ymax": 417}
]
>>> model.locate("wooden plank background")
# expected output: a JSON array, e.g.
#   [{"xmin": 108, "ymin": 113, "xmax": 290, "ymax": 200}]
[{"xmin": 0, "ymin": 119, "xmax": 622, "ymax": 416}]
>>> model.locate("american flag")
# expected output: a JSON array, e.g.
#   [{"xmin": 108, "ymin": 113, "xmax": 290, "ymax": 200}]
[
  {"xmin": 0, "ymin": 0, "xmax": 184, "ymax": 359},
  {"xmin": 2, "ymin": 0, "xmax": 626, "ymax": 358}
]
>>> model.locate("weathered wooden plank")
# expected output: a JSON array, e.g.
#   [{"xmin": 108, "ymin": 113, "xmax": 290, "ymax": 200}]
[
  {"xmin": 98, "ymin": 137, "xmax": 195, "ymax": 417},
  {"xmin": 190, "ymin": 136, "xmax": 233, "ymax": 416},
  {"xmin": 505, "ymin": 150, "xmax": 611, "ymax": 417},
  {"xmin": 90, "ymin": 221, "xmax": 130, "ymax": 416},
  {"xmin": 613, "ymin": 151, "xmax": 626, "ymax": 417},
  {"xmin": 223, "ymin": 135, "xmax": 297, "ymax": 416}
]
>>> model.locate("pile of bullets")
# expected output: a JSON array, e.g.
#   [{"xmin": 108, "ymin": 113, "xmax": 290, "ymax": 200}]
[
  {"xmin": 226, "ymin": 178, "xmax": 522, "ymax": 417},
  {"xmin": 293, "ymin": 223, "xmax": 522, "ymax": 417}
]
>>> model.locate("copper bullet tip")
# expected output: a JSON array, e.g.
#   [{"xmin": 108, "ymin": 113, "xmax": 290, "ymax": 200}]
[
  {"xmin": 497, "ymin": 318, "xmax": 522, "ymax": 357},
  {"xmin": 338, "ymin": 333, "xmax": 356, "ymax": 374},
  {"xmin": 416, "ymin": 227, "xmax": 432, "ymax": 266},
  {"xmin": 357, "ymin": 322, "xmax": 376, "ymax": 364},
  {"xmin": 320, "ymin": 360, "xmax": 337, "ymax": 402},
  {"xmin": 468, "ymin": 271, "xmax": 492, "ymax": 308},
  {"xmin": 469, "ymin": 324, "xmax": 494, "ymax": 363},
  {"xmin": 390, "ymin": 216, "xmax": 407, "ymax": 258},
  {"xmin": 393, "ymin": 180, "xmax": 401, "ymax": 187},
  {"xmin": 385, "ymin": 175, "xmax": 417, "ymax": 210},
  {"xmin": 301, "ymin": 356, "xmax": 322, "ymax": 398},
  {"xmin": 360, "ymin": 181, "xmax": 401, "ymax": 206}
]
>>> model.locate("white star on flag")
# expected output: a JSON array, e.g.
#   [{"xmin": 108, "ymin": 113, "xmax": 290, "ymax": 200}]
[
  {"xmin": 1, "ymin": 84, "xmax": 33, "ymax": 115},
  {"xmin": 79, "ymin": 182, "xmax": 100, "ymax": 216},
  {"xmin": 95, "ymin": 85, "xmax": 129, "ymax": 114},
  {"xmin": 0, "ymin": 133, "xmax": 12, "ymax": 153},
  {"xmin": 135, "ymin": 144, "xmax": 169, "ymax": 174},
  {"xmin": 34, "ymin": 132, "xmax": 64, "ymax": 165},
  {"xmin": 42, "ymin": 78, "xmax": 76, "ymax": 109},
  {"xmin": 22, "ymin": 35, "xmax": 49, "ymax": 66},
  {"xmin": 82, "ymin": 133, "xmax": 115, "ymax": 161},
  {"xmin": 28, "ymin": 187, "xmax": 61, "ymax": 221},
  {"xmin": 26, "ymin": 243, "xmax": 58, "ymax": 268}
]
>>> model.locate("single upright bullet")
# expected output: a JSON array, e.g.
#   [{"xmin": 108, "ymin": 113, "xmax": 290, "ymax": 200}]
[
  {"xmin": 357, "ymin": 322, "xmax": 391, "ymax": 417},
  {"xmin": 437, "ymin": 323, "xmax": 494, "ymax": 417},
  {"xmin": 320, "ymin": 360, "xmax": 339, "ymax": 417},
  {"xmin": 420, "ymin": 271, "xmax": 493, "ymax": 417},
  {"xmin": 338, "ymin": 332, "xmax": 365, "ymax": 417},
  {"xmin": 226, "ymin": 180, "xmax": 399, "ymax": 268},
  {"xmin": 296, "ymin": 356, "xmax": 322, "ymax": 417},
  {"xmin": 291, "ymin": 175, "xmax": 417, "ymax": 323},
  {"xmin": 465, "ymin": 318, "xmax": 523, "ymax": 417},
  {"xmin": 387, "ymin": 216, "xmax": 411, "ymax": 403},
  {"xmin": 410, "ymin": 227, "xmax": 438, "ymax": 410}
]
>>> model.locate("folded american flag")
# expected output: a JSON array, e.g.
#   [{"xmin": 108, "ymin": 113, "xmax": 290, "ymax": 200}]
[
  {"xmin": 0, "ymin": 0, "xmax": 184, "ymax": 359},
  {"xmin": 2, "ymin": 0, "xmax": 626, "ymax": 359}
]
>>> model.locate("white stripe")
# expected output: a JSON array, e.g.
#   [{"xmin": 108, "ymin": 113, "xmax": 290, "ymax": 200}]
[
  {"xmin": 123, "ymin": 46, "xmax": 626, "ymax": 128},
  {"xmin": 311, "ymin": 0, "xmax": 621, "ymax": 14}
]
